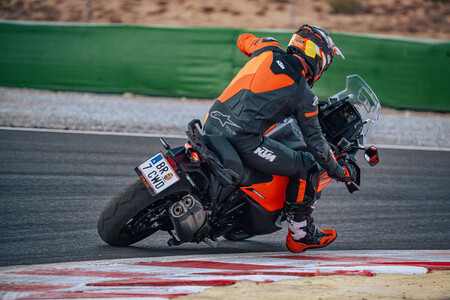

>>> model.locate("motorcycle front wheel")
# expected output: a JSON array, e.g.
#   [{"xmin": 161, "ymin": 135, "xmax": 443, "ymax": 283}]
[{"xmin": 97, "ymin": 179, "xmax": 191, "ymax": 247}]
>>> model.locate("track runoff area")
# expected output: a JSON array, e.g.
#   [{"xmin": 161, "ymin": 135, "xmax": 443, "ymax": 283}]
[{"xmin": 0, "ymin": 127, "xmax": 449, "ymax": 299}]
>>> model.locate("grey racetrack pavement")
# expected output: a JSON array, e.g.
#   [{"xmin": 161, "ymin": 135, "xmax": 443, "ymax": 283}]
[{"xmin": 1, "ymin": 129, "xmax": 449, "ymax": 267}]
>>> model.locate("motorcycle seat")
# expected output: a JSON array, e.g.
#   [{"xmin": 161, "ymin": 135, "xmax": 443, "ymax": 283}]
[
  {"xmin": 204, "ymin": 134, "xmax": 274, "ymax": 187},
  {"xmin": 204, "ymin": 134, "xmax": 244, "ymax": 183},
  {"xmin": 239, "ymin": 167, "xmax": 273, "ymax": 186}
]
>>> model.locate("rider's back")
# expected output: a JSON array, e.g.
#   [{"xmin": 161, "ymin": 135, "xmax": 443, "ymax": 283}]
[{"xmin": 212, "ymin": 34, "xmax": 311, "ymax": 135}]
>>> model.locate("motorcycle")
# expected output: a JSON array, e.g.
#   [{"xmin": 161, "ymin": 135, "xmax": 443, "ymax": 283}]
[{"xmin": 97, "ymin": 74, "xmax": 381, "ymax": 247}]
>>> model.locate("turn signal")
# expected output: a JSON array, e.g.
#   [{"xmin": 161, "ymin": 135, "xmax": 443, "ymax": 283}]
[{"xmin": 190, "ymin": 151, "xmax": 200, "ymax": 163}]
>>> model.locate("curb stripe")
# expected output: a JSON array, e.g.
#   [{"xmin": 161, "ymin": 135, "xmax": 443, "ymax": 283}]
[
  {"xmin": 21, "ymin": 291, "xmax": 188, "ymax": 299},
  {"xmin": 1, "ymin": 251, "xmax": 448, "ymax": 299},
  {"xmin": 193, "ymin": 270, "xmax": 375, "ymax": 277},
  {"xmin": 88, "ymin": 278, "xmax": 273, "ymax": 287},
  {"xmin": 377, "ymin": 261, "xmax": 450, "ymax": 271},
  {"xmin": 134, "ymin": 260, "xmax": 293, "ymax": 270},
  {"xmin": 7, "ymin": 269, "xmax": 158, "ymax": 278},
  {"xmin": 273, "ymin": 254, "xmax": 409, "ymax": 263},
  {"xmin": 0, "ymin": 283, "xmax": 71, "ymax": 292}
]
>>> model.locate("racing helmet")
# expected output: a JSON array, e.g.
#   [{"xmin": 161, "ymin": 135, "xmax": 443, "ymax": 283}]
[{"xmin": 287, "ymin": 25, "xmax": 345, "ymax": 87}]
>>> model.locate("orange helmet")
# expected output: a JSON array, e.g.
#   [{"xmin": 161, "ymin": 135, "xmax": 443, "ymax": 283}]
[{"xmin": 287, "ymin": 25, "xmax": 344, "ymax": 87}]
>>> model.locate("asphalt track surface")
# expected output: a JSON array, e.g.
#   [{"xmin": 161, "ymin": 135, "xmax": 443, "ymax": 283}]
[{"xmin": 0, "ymin": 129, "xmax": 449, "ymax": 267}]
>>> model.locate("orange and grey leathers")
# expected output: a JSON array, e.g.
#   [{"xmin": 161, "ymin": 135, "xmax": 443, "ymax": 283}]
[{"xmin": 204, "ymin": 33, "xmax": 346, "ymax": 204}]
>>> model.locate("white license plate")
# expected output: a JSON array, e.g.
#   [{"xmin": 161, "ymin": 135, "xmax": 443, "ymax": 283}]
[{"xmin": 135, "ymin": 152, "xmax": 180, "ymax": 195}]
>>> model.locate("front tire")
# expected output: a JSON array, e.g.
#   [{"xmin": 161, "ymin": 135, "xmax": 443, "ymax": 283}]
[{"xmin": 97, "ymin": 179, "xmax": 191, "ymax": 246}]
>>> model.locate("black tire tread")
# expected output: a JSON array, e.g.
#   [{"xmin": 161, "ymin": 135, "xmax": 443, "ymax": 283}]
[{"xmin": 97, "ymin": 178, "xmax": 191, "ymax": 246}]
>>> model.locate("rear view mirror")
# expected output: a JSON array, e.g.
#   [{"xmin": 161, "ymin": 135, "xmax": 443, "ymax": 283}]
[{"xmin": 364, "ymin": 146, "xmax": 379, "ymax": 166}]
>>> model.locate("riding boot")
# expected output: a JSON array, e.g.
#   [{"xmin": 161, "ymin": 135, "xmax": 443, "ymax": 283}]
[{"xmin": 284, "ymin": 199, "xmax": 337, "ymax": 253}]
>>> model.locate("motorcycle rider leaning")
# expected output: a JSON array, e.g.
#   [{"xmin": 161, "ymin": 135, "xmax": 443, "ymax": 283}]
[{"xmin": 204, "ymin": 25, "xmax": 356, "ymax": 253}]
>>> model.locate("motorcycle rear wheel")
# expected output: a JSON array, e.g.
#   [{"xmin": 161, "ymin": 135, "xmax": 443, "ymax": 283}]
[{"xmin": 97, "ymin": 178, "xmax": 191, "ymax": 247}]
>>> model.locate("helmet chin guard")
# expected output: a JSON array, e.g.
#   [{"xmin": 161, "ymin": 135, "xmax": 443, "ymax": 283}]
[{"xmin": 287, "ymin": 25, "xmax": 344, "ymax": 87}]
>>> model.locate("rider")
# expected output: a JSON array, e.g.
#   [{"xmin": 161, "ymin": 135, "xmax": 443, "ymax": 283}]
[{"xmin": 204, "ymin": 25, "xmax": 356, "ymax": 253}]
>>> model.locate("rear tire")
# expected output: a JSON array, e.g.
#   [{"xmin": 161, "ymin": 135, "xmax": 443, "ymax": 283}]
[{"xmin": 97, "ymin": 179, "xmax": 191, "ymax": 246}]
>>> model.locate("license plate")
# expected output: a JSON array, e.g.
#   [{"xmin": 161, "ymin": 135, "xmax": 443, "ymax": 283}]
[{"xmin": 135, "ymin": 152, "xmax": 180, "ymax": 195}]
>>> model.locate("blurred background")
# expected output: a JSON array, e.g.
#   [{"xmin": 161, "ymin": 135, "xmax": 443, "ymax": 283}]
[
  {"xmin": 0, "ymin": 0, "xmax": 449, "ymax": 112},
  {"xmin": 0, "ymin": 0, "xmax": 449, "ymax": 38}
]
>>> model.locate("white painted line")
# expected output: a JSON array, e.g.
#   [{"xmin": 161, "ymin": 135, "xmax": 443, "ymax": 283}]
[
  {"xmin": 0, "ymin": 126, "xmax": 187, "ymax": 139},
  {"xmin": 375, "ymin": 144, "xmax": 450, "ymax": 152},
  {"xmin": 1, "ymin": 126, "xmax": 449, "ymax": 152}
]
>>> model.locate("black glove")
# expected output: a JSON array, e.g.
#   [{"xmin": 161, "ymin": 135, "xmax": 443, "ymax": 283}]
[
  {"xmin": 339, "ymin": 161, "xmax": 357, "ymax": 183},
  {"xmin": 338, "ymin": 154, "xmax": 357, "ymax": 182},
  {"xmin": 328, "ymin": 153, "xmax": 356, "ymax": 183},
  {"xmin": 327, "ymin": 164, "xmax": 346, "ymax": 181}
]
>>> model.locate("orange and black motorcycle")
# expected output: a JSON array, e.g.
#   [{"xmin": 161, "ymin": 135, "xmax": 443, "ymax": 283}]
[{"xmin": 97, "ymin": 75, "xmax": 381, "ymax": 247}]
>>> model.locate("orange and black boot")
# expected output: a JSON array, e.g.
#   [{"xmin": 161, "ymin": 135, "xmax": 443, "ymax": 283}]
[{"xmin": 285, "ymin": 200, "xmax": 337, "ymax": 253}]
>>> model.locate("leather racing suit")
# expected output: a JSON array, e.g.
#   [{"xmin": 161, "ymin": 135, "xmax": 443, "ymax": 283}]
[{"xmin": 204, "ymin": 33, "xmax": 345, "ymax": 204}]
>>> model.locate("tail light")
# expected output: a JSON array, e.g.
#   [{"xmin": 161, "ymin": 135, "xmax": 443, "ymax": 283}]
[
  {"xmin": 190, "ymin": 151, "xmax": 200, "ymax": 163},
  {"xmin": 185, "ymin": 142, "xmax": 201, "ymax": 163}
]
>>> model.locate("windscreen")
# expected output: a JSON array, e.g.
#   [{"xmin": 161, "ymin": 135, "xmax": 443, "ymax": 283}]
[{"xmin": 328, "ymin": 75, "xmax": 381, "ymax": 147}]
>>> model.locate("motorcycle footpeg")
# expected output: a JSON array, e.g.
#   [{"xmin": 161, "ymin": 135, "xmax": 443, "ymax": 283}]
[
  {"xmin": 167, "ymin": 238, "xmax": 183, "ymax": 246},
  {"xmin": 275, "ymin": 214, "xmax": 284, "ymax": 228},
  {"xmin": 203, "ymin": 238, "xmax": 220, "ymax": 248}
]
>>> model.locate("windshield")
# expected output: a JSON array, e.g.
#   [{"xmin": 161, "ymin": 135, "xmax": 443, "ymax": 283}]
[{"xmin": 328, "ymin": 75, "xmax": 381, "ymax": 147}]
